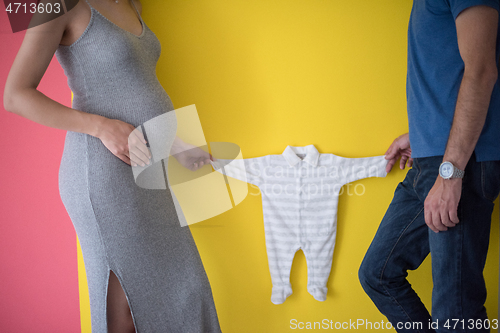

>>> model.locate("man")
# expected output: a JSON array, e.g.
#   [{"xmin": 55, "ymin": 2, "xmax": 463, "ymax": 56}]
[{"xmin": 358, "ymin": 1, "xmax": 500, "ymax": 332}]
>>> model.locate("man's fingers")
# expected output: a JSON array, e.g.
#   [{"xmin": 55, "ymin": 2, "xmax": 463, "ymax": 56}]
[
  {"xmin": 433, "ymin": 210, "xmax": 448, "ymax": 232},
  {"xmin": 425, "ymin": 206, "xmax": 442, "ymax": 233},
  {"xmin": 449, "ymin": 208, "xmax": 460, "ymax": 225},
  {"xmin": 386, "ymin": 155, "xmax": 414, "ymax": 173},
  {"xmin": 386, "ymin": 159, "xmax": 396, "ymax": 173},
  {"xmin": 385, "ymin": 145, "xmax": 398, "ymax": 160},
  {"xmin": 400, "ymin": 156, "xmax": 408, "ymax": 169},
  {"xmin": 424, "ymin": 207, "xmax": 436, "ymax": 232},
  {"xmin": 440, "ymin": 209, "xmax": 455, "ymax": 227}
]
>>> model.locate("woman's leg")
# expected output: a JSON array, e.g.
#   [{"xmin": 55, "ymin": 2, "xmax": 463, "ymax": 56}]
[{"xmin": 107, "ymin": 270, "xmax": 136, "ymax": 333}]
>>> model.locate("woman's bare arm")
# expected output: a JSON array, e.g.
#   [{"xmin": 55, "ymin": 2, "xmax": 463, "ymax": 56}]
[
  {"xmin": 3, "ymin": 4, "xmax": 105, "ymax": 136},
  {"xmin": 3, "ymin": 2, "xmax": 151, "ymax": 166}
]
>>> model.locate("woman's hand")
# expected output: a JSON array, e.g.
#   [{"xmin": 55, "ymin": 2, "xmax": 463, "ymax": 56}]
[
  {"xmin": 170, "ymin": 137, "xmax": 213, "ymax": 171},
  {"xmin": 385, "ymin": 133, "xmax": 413, "ymax": 173},
  {"xmin": 96, "ymin": 118, "xmax": 151, "ymax": 166}
]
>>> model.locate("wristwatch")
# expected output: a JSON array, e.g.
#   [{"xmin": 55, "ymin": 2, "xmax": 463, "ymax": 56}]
[{"xmin": 439, "ymin": 161, "xmax": 464, "ymax": 180}]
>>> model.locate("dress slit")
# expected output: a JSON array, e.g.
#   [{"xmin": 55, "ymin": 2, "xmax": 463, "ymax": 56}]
[{"xmin": 106, "ymin": 269, "xmax": 138, "ymax": 332}]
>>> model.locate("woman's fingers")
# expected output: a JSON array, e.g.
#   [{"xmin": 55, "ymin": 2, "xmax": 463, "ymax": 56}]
[
  {"xmin": 189, "ymin": 157, "xmax": 215, "ymax": 171},
  {"xmin": 131, "ymin": 127, "xmax": 147, "ymax": 145},
  {"xmin": 129, "ymin": 151, "xmax": 149, "ymax": 166},
  {"xmin": 170, "ymin": 144, "xmax": 216, "ymax": 171},
  {"xmin": 129, "ymin": 145, "xmax": 151, "ymax": 166},
  {"xmin": 118, "ymin": 154, "xmax": 132, "ymax": 166},
  {"xmin": 128, "ymin": 129, "xmax": 149, "ymax": 151},
  {"xmin": 127, "ymin": 127, "xmax": 151, "ymax": 166}
]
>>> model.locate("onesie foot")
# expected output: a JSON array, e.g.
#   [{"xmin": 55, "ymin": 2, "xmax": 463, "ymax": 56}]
[
  {"xmin": 308, "ymin": 286, "xmax": 327, "ymax": 302},
  {"xmin": 271, "ymin": 285, "xmax": 293, "ymax": 304}
]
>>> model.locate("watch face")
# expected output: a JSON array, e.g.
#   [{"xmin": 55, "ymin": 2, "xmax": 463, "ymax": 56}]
[{"xmin": 440, "ymin": 162, "xmax": 453, "ymax": 179}]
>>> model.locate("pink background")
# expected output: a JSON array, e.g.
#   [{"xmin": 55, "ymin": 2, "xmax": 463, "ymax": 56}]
[{"xmin": 0, "ymin": 8, "xmax": 81, "ymax": 333}]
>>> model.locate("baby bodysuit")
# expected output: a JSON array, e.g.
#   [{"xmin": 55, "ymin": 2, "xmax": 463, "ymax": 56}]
[{"xmin": 211, "ymin": 145, "xmax": 388, "ymax": 304}]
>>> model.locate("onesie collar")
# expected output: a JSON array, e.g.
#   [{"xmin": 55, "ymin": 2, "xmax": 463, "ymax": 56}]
[{"xmin": 282, "ymin": 145, "xmax": 320, "ymax": 167}]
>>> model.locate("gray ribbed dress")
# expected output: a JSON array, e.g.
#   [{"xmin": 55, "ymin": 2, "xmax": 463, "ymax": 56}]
[{"xmin": 55, "ymin": 1, "xmax": 221, "ymax": 332}]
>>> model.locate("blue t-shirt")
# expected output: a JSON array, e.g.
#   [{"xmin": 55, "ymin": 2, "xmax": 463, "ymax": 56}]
[{"xmin": 407, "ymin": 0, "xmax": 500, "ymax": 162}]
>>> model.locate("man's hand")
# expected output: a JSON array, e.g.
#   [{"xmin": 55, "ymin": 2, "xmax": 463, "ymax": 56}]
[
  {"xmin": 424, "ymin": 176, "xmax": 462, "ymax": 233},
  {"xmin": 385, "ymin": 133, "xmax": 413, "ymax": 173}
]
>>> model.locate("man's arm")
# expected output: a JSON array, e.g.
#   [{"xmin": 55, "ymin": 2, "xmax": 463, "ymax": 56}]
[
  {"xmin": 445, "ymin": 5, "xmax": 499, "ymax": 169},
  {"xmin": 424, "ymin": 5, "xmax": 499, "ymax": 233}
]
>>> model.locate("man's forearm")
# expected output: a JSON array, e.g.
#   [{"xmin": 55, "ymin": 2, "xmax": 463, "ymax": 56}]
[{"xmin": 443, "ymin": 69, "xmax": 497, "ymax": 170}]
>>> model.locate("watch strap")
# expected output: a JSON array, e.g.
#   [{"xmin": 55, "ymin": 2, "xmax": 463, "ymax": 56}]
[{"xmin": 452, "ymin": 166, "xmax": 465, "ymax": 179}]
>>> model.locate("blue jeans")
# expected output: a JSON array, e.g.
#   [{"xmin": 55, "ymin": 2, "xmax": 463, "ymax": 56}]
[{"xmin": 359, "ymin": 155, "xmax": 500, "ymax": 333}]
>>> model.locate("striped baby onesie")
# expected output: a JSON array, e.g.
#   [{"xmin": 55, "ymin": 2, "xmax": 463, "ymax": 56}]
[{"xmin": 211, "ymin": 145, "xmax": 388, "ymax": 304}]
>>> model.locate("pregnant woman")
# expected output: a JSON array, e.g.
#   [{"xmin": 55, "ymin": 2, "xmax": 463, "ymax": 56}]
[{"xmin": 4, "ymin": 0, "xmax": 221, "ymax": 332}]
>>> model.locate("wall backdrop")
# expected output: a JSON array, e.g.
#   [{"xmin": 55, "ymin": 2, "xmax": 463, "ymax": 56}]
[
  {"xmin": 0, "ymin": 6, "xmax": 80, "ymax": 333},
  {"xmin": 1, "ymin": 1, "xmax": 499, "ymax": 332}
]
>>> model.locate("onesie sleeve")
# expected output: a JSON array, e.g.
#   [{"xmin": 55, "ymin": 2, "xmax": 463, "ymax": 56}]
[
  {"xmin": 339, "ymin": 155, "xmax": 388, "ymax": 186},
  {"xmin": 211, "ymin": 157, "xmax": 264, "ymax": 186}
]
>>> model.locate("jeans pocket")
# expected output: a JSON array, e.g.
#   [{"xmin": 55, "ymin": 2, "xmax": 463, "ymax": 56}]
[
  {"xmin": 412, "ymin": 156, "xmax": 442, "ymax": 201},
  {"xmin": 412, "ymin": 158, "xmax": 421, "ymax": 189},
  {"xmin": 481, "ymin": 160, "xmax": 500, "ymax": 202}
]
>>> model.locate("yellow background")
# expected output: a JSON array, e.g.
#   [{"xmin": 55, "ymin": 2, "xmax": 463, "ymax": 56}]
[{"xmin": 77, "ymin": 0, "xmax": 500, "ymax": 332}]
